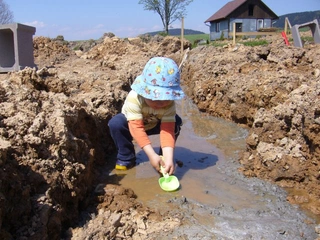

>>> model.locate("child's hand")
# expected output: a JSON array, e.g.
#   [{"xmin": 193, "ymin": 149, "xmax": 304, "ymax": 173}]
[
  {"xmin": 159, "ymin": 156, "xmax": 175, "ymax": 175},
  {"xmin": 149, "ymin": 154, "xmax": 163, "ymax": 172},
  {"xmin": 163, "ymin": 160, "xmax": 175, "ymax": 175},
  {"xmin": 143, "ymin": 145, "xmax": 175, "ymax": 174}
]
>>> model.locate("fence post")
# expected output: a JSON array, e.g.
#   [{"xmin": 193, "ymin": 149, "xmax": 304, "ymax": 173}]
[
  {"xmin": 233, "ymin": 22, "xmax": 236, "ymax": 45},
  {"xmin": 181, "ymin": 17, "xmax": 184, "ymax": 59}
]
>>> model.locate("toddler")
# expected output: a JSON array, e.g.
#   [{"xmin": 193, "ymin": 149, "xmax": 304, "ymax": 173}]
[{"xmin": 108, "ymin": 57, "xmax": 185, "ymax": 175}]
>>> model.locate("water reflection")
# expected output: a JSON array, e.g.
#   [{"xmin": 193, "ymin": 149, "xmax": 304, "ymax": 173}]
[{"xmin": 178, "ymin": 97, "xmax": 249, "ymax": 156}]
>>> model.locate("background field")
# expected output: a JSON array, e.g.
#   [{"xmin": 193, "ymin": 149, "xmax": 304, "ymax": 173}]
[{"xmin": 184, "ymin": 34, "xmax": 209, "ymax": 43}]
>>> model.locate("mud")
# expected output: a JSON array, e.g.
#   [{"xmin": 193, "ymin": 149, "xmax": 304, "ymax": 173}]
[
  {"xmin": 181, "ymin": 36, "xmax": 320, "ymax": 221},
  {"xmin": 113, "ymin": 97, "xmax": 318, "ymax": 239},
  {"xmin": 0, "ymin": 33, "xmax": 319, "ymax": 239}
]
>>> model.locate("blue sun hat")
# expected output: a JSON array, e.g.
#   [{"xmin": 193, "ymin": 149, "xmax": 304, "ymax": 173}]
[{"xmin": 131, "ymin": 57, "xmax": 185, "ymax": 100}]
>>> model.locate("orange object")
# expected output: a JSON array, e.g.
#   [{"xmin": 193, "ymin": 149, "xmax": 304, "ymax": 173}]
[{"xmin": 281, "ymin": 31, "xmax": 290, "ymax": 46}]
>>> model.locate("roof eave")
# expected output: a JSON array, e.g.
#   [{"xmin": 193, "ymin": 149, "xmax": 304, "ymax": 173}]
[{"xmin": 205, "ymin": 17, "xmax": 225, "ymax": 23}]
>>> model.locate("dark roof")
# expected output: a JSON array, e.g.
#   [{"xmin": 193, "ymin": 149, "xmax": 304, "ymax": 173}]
[
  {"xmin": 204, "ymin": 0, "xmax": 278, "ymax": 23},
  {"xmin": 205, "ymin": 0, "xmax": 247, "ymax": 23}
]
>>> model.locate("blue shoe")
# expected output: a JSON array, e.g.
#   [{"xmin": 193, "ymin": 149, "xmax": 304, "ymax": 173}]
[{"xmin": 115, "ymin": 158, "xmax": 136, "ymax": 170}]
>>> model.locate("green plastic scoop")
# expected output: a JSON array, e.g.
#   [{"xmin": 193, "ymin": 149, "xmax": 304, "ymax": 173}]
[{"xmin": 158, "ymin": 165, "xmax": 180, "ymax": 192}]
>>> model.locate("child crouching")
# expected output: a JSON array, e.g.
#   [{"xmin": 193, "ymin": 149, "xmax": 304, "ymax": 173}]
[{"xmin": 108, "ymin": 56, "xmax": 185, "ymax": 175}]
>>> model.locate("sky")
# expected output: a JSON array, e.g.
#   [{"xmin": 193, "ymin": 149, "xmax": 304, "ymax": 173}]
[{"xmin": 7, "ymin": 0, "xmax": 320, "ymax": 41}]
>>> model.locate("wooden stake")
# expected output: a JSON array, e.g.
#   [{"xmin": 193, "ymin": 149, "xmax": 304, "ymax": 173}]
[
  {"xmin": 233, "ymin": 22, "xmax": 236, "ymax": 45},
  {"xmin": 285, "ymin": 17, "xmax": 292, "ymax": 35},
  {"xmin": 181, "ymin": 17, "xmax": 184, "ymax": 59}
]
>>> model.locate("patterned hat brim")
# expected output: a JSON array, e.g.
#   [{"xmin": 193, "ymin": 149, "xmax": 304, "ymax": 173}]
[{"xmin": 131, "ymin": 75, "xmax": 185, "ymax": 100}]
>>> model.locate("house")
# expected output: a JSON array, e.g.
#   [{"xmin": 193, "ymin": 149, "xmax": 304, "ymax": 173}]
[{"xmin": 204, "ymin": 0, "xmax": 278, "ymax": 41}]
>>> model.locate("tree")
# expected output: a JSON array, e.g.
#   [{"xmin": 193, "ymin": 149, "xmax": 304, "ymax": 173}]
[
  {"xmin": 138, "ymin": 0, "xmax": 193, "ymax": 35},
  {"xmin": 0, "ymin": 0, "xmax": 14, "ymax": 24}
]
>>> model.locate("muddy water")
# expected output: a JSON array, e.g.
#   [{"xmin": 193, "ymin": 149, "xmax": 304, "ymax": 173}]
[
  {"xmin": 112, "ymin": 97, "xmax": 251, "ymax": 207},
  {"xmin": 110, "ymin": 97, "xmax": 318, "ymax": 239}
]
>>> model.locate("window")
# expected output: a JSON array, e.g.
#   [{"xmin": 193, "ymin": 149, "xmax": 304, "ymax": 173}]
[
  {"xmin": 249, "ymin": 4, "xmax": 254, "ymax": 16},
  {"xmin": 236, "ymin": 23, "xmax": 242, "ymax": 32},
  {"xmin": 257, "ymin": 19, "xmax": 264, "ymax": 30},
  {"xmin": 216, "ymin": 22, "xmax": 220, "ymax": 32}
]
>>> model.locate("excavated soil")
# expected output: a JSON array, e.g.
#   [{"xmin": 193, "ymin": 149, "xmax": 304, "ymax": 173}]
[
  {"xmin": 0, "ymin": 33, "xmax": 320, "ymax": 239},
  {"xmin": 181, "ymin": 35, "xmax": 320, "ymax": 219}
]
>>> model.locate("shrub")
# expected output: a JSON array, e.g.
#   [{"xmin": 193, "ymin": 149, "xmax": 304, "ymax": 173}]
[
  {"xmin": 157, "ymin": 31, "xmax": 168, "ymax": 37},
  {"xmin": 219, "ymin": 32, "xmax": 224, "ymax": 40}
]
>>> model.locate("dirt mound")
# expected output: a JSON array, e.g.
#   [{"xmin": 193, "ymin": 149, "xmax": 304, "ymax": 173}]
[
  {"xmin": 181, "ymin": 36, "xmax": 320, "ymax": 217},
  {"xmin": 0, "ymin": 32, "xmax": 319, "ymax": 239},
  {"xmin": 0, "ymin": 35, "xmax": 190, "ymax": 239}
]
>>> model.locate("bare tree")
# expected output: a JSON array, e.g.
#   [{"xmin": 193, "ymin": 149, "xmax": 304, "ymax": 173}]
[
  {"xmin": 138, "ymin": 0, "xmax": 193, "ymax": 34},
  {"xmin": 0, "ymin": 0, "xmax": 14, "ymax": 24}
]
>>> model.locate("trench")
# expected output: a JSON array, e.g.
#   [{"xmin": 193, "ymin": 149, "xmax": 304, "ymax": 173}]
[
  {"xmin": 110, "ymin": 97, "xmax": 320, "ymax": 222},
  {"xmin": 87, "ymin": 96, "xmax": 318, "ymax": 238},
  {"xmin": 110, "ymin": 97, "xmax": 253, "ymax": 209}
]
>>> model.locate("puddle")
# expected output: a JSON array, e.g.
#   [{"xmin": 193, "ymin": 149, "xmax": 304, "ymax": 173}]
[
  {"xmin": 111, "ymin": 97, "xmax": 263, "ymax": 209},
  {"xmin": 109, "ymin": 97, "xmax": 318, "ymax": 239}
]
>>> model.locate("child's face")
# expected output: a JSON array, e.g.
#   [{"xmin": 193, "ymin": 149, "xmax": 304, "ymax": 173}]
[{"xmin": 144, "ymin": 98, "xmax": 172, "ymax": 110}]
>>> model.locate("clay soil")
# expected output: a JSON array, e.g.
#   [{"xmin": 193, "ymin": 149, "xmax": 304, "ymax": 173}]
[{"xmin": 0, "ymin": 32, "xmax": 319, "ymax": 239}]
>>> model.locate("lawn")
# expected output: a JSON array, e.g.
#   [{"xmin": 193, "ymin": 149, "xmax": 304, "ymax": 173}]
[
  {"xmin": 183, "ymin": 33, "xmax": 271, "ymax": 47},
  {"xmin": 183, "ymin": 34, "xmax": 210, "ymax": 45}
]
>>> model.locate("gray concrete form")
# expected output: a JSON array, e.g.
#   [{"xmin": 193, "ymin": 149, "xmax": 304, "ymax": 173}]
[
  {"xmin": 0, "ymin": 23, "xmax": 36, "ymax": 73},
  {"xmin": 291, "ymin": 19, "xmax": 320, "ymax": 48}
]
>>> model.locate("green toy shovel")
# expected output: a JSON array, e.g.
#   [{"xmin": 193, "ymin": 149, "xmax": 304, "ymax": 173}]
[{"xmin": 158, "ymin": 165, "xmax": 180, "ymax": 192}]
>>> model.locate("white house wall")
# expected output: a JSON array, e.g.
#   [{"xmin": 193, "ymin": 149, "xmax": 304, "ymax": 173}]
[
  {"xmin": 229, "ymin": 18, "xmax": 273, "ymax": 32},
  {"xmin": 264, "ymin": 19, "xmax": 272, "ymax": 28},
  {"xmin": 209, "ymin": 18, "xmax": 273, "ymax": 41},
  {"xmin": 209, "ymin": 19, "xmax": 229, "ymax": 41}
]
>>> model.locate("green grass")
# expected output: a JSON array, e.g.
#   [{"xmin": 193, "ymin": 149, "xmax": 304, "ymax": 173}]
[
  {"xmin": 299, "ymin": 27, "xmax": 312, "ymax": 32},
  {"xmin": 183, "ymin": 34, "xmax": 210, "ymax": 45},
  {"xmin": 288, "ymin": 36, "xmax": 314, "ymax": 43},
  {"xmin": 146, "ymin": 32, "xmax": 279, "ymax": 48},
  {"xmin": 301, "ymin": 36, "xmax": 314, "ymax": 42},
  {"xmin": 210, "ymin": 41, "xmax": 228, "ymax": 47},
  {"xmin": 183, "ymin": 34, "xmax": 270, "ymax": 47},
  {"xmin": 180, "ymin": 27, "xmax": 314, "ymax": 48},
  {"xmin": 239, "ymin": 39, "xmax": 269, "ymax": 46}
]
